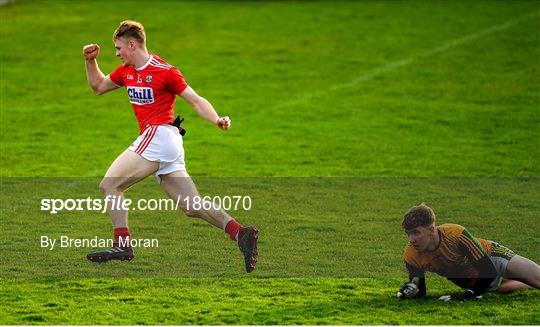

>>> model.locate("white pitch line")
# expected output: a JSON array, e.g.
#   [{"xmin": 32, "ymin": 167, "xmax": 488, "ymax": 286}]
[{"xmin": 273, "ymin": 12, "xmax": 539, "ymax": 110}]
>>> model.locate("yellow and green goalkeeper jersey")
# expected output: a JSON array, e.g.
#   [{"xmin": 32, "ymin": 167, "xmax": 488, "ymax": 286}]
[{"xmin": 403, "ymin": 223, "xmax": 514, "ymax": 289}]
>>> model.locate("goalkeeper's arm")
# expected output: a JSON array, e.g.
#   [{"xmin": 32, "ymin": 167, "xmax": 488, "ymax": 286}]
[{"xmin": 406, "ymin": 262, "xmax": 426, "ymax": 298}]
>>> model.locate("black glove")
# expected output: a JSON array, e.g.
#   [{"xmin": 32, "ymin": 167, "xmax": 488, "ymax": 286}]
[
  {"xmin": 172, "ymin": 115, "xmax": 186, "ymax": 136},
  {"xmin": 397, "ymin": 282, "xmax": 419, "ymax": 299},
  {"xmin": 439, "ymin": 289, "xmax": 480, "ymax": 302}
]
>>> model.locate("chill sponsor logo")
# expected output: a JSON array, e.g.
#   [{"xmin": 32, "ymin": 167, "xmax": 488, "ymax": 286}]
[{"xmin": 127, "ymin": 86, "xmax": 155, "ymax": 104}]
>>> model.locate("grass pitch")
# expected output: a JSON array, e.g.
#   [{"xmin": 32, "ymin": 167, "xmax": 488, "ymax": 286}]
[
  {"xmin": 2, "ymin": 278, "xmax": 539, "ymax": 325},
  {"xmin": 1, "ymin": 1, "xmax": 539, "ymax": 177},
  {"xmin": 1, "ymin": 0, "xmax": 539, "ymax": 325}
]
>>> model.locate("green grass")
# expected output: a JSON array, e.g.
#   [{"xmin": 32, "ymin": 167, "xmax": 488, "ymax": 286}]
[
  {"xmin": 1, "ymin": 177, "xmax": 539, "ymax": 279},
  {"xmin": 1, "ymin": 0, "xmax": 539, "ymax": 325},
  {"xmin": 2, "ymin": 278, "xmax": 539, "ymax": 325},
  {"xmin": 1, "ymin": 0, "xmax": 539, "ymax": 176},
  {"xmin": 1, "ymin": 177, "xmax": 539, "ymax": 324}
]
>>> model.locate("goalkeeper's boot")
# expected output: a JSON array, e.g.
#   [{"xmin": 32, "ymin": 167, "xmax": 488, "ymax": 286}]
[
  {"xmin": 237, "ymin": 226, "xmax": 259, "ymax": 273},
  {"xmin": 86, "ymin": 244, "xmax": 134, "ymax": 263}
]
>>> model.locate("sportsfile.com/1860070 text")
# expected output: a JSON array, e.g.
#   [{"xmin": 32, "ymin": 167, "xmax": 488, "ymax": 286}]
[{"xmin": 40, "ymin": 195, "xmax": 252, "ymax": 214}]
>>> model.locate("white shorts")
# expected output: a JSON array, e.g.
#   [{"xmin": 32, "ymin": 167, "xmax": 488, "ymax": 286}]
[
  {"xmin": 128, "ymin": 124, "xmax": 186, "ymax": 182},
  {"xmin": 487, "ymin": 242, "xmax": 516, "ymax": 291}
]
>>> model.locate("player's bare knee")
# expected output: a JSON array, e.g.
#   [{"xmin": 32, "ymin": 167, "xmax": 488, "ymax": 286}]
[
  {"xmin": 99, "ymin": 179, "xmax": 121, "ymax": 195},
  {"xmin": 99, "ymin": 180, "xmax": 109, "ymax": 194}
]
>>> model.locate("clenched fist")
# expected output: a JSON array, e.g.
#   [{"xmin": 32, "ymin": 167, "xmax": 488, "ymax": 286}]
[
  {"xmin": 83, "ymin": 44, "xmax": 100, "ymax": 61},
  {"xmin": 216, "ymin": 116, "xmax": 231, "ymax": 130}
]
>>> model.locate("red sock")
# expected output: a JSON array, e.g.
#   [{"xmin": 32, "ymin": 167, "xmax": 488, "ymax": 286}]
[
  {"xmin": 225, "ymin": 219, "xmax": 243, "ymax": 241},
  {"xmin": 114, "ymin": 227, "xmax": 131, "ymax": 248}
]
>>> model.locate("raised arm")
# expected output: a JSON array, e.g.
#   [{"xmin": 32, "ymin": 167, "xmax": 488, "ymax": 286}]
[
  {"xmin": 180, "ymin": 86, "xmax": 231, "ymax": 130},
  {"xmin": 82, "ymin": 44, "xmax": 119, "ymax": 95}
]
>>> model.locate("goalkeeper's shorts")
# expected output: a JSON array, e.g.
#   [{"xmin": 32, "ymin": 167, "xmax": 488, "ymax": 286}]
[
  {"xmin": 487, "ymin": 242, "xmax": 516, "ymax": 291},
  {"xmin": 128, "ymin": 124, "xmax": 186, "ymax": 182}
]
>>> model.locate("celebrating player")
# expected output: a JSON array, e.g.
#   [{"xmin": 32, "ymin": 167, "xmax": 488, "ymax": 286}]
[
  {"xmin": 82, "ymin": 20, "xmax": 258, "ymax": 272},
  {"xmin": 397, "ymin": 203, "xmax": 539, "ymax": 301}
]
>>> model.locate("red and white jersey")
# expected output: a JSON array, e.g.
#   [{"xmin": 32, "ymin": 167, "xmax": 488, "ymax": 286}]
[{"xmin": 109, "ymin": 54, "xmax": 188, "ymax": 134}]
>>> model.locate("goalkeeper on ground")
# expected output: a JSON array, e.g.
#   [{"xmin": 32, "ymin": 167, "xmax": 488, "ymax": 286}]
[{"xmin": 397, "ymin": 203, "xmax": 539, "ymax": 301}]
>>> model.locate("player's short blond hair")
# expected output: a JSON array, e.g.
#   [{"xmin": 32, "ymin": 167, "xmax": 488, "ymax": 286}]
[
  {"xmin": 402, "ymin": 203, "xmax": 436, "ymax": 230},
  {"xmin": 113, "ymin": 20, "xmax": 146, "ymax": 44}
]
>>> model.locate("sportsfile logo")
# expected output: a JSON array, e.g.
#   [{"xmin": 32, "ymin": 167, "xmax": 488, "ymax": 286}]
[{"xmin": 127, "ymin": 86, "xmax": 154, "ymax": 105}]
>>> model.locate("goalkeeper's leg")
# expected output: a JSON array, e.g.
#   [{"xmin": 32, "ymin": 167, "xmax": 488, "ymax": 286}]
[
  {"xmin": 497, "ymin": 279, "xmax": 534, "ymax": 293},
  {"xmin": 504, "ymin": 255, "xmax": 540, "ymax": 289}
]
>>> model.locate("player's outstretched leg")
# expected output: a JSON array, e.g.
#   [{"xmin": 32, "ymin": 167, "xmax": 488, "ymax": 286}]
[
  {"xmin": 504, "ymin": 255, "xmax": 540, "ymax": 289},
  {"xmin": 88, "ymin": 150, "xmax": 158, "ymax": 263},
  {"xmin": 160, "ymin": 170, "xmax": 259, "ymax": 272},
  {"xmin": 497, "ymin": 279, "xmax": 534, "ymax": 293}
]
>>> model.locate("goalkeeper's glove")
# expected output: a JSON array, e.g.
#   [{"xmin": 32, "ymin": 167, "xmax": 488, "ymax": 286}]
[
  {"xmin": 397, "ymin": 282, "xmax": 419, "ymax": 299},
  {"xmin": 438, "ymin": 289, "xmax": 482, "ymax": 302}
]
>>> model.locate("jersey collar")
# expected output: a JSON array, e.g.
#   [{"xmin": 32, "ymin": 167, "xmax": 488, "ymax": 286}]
[{"xmin": 135, "ymin": 54, "xmax": 153, "ymax": 71}]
